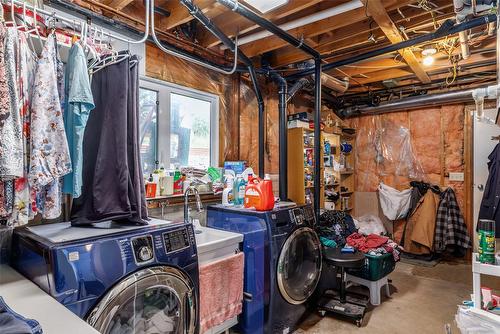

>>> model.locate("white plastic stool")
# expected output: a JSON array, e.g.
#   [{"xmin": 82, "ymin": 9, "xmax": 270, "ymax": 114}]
[{"xmin": 346, "ymin": 273, "xmax": 391, "ymax": 306}]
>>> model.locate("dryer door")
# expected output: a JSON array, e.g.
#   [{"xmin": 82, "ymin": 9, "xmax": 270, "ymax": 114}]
[
  {"xmin": 87, "ymin": 266, "xmax": 196, "ymax": 334},
  {"xmin": 277, "ymin": 227, "xmax": 322, "ymax": 305},
  {"xmin": 276, "ymin": 227, "xmax": 321, "ymax": 304}
]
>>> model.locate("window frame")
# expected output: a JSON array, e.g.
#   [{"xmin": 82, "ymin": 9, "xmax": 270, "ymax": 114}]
[{"xmin": 139, "ymin": 76, "xmax": 220, "ymax": 169}]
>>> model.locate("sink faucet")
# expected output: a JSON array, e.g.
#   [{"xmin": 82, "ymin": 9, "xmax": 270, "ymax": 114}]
[{"xmin": 184, "ymin": 186, "xmax": 203, "ymax": 224}]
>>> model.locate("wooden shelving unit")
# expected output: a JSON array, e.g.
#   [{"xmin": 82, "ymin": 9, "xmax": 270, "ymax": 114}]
[
  {"xmin": 288, "ymin": 126, "xmax": 356, "ymax": 212},
  {"xmin": 287, "ymin": 127, "xmax": 324, "ymax": 206},
  {"xmin": 339, "ymin": 130, "xmax": 356, "ymax": 214}
]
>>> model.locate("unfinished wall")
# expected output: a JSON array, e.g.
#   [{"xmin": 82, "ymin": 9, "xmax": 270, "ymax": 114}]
[{"xmin": 348, "ymin": 104, "xmax": 467, "ymax": 212}]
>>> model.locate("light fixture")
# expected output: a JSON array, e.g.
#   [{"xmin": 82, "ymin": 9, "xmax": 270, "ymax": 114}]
[
  {"xmin": 244, "ymin": 0, "xmax": 289, "ymax": 13},
  {"xmin": 423, "ymin": 55, "xmax": 434, "ymax": 66},
  {"xmin": 421, "ymin": 45, "xmax": 437, "ymax": 66}
]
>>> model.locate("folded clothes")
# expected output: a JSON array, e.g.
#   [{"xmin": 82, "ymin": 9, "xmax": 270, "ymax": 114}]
[
  {"xmin": 346, "ymin": 233, "xmax": 401, "ymax": 261},
  {"xmin": 0, "ymin": 297, "xmax": 42, "ymax": 334}
]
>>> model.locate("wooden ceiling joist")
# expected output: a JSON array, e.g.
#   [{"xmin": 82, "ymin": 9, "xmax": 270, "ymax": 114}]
[
  {"xmin": 270, "ymin": 1, "xmax": 454, "ymax": 67},
  {"xmin": 106, "ymin": 0, "xmax": 134, "ymax": 11},
  {"xmin": 201, "ymin": 0, "xmax": 325, "ymax": 48},
  {"xmin": 363, "ymin": 0, "xmax": 431, "ymax": 83},
  {"xmin": 160, "ymin": 0, "xmax": 215, "ymax": 30}
]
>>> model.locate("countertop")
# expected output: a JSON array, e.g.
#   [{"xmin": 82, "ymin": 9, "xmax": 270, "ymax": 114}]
[{"xmin": 0, "ymin": 265, "xmax": 99, "ymax": 334}]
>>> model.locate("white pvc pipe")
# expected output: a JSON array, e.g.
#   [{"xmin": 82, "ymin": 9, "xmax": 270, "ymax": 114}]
[{"xmin": 221, "ymin": 0, "xmax": 363, "ymax": 48}]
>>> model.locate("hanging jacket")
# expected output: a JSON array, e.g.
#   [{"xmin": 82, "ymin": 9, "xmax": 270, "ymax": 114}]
[
  {"xmin": 403, "ymin": 190, "xmax": 440, "ymax": 255},
  {"xmin": 479, "ymin": 143, "xmax": 500, "ymax": 237},
  {"xmin": 434, "ymin": 188, "xmax": 472, "ymax": 253}
]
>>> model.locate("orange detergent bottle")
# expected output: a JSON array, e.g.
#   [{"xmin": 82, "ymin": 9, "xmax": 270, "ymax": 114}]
[{"xmin": 244, "ymin": 174, "xmax": 275, "ymax": 211}]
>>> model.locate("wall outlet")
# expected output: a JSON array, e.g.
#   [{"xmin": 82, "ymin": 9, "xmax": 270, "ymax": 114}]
[{"xmin": 449, "ymin": 172, "xmax": 464, "ymax": 182}]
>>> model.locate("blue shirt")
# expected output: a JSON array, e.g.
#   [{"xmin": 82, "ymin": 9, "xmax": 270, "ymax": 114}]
[{"xmin": 63, "ymin": 43, "xmax": 95, "ymax": 198}]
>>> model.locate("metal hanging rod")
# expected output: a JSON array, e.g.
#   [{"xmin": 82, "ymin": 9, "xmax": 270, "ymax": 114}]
[
  {"xmin": 0, "ymin": 0, "xmax": 149, "ymax": 44},
  {"xmin": 150, "ymin": 0, "xmax": 238, "ymax": 75}
]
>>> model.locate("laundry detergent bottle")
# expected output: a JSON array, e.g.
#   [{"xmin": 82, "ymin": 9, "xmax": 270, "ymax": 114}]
[
  {"xmin": 244, "ymin": 174, "xmax": 275, "ymax": 211},
  {"xmin": 233, "ymin": 174, "xmax": 246, "ymax": 206}
]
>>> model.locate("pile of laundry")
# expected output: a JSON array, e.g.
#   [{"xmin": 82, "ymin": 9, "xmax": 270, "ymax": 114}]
[
  {"xmin": 346, "ymin": 232, "xmax": 402, "ymax": 261},
  {"xmin": 317, "ymin": 211, "xmax": 357, "ymax": 248}
]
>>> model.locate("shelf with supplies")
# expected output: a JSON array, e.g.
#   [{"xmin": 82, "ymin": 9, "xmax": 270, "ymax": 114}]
[
  {"xmin": 288, "ymin": 127, "xmax": 324, "ymax": 207},
  {"xmin": 323, "ymin": 128, "xmax": 356, "ymax": 213}
]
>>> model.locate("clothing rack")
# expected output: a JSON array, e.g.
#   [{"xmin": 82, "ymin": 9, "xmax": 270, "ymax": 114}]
[{"xmin": 0, "ymin": 0, "xmax": 149, "ymax": 45}]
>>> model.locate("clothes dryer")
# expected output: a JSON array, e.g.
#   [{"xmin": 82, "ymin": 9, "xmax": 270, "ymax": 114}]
[{"xmin": 11, "ymin": 219, "xmax": 199, "ymax": 334}]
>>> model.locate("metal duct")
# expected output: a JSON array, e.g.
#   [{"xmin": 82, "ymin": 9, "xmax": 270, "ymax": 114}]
[
  {"xmin": 288, "ymin": 14, "xmax": 496, "ymax": 80},
  {"xmin": 270, "ymin": 72, "xmax": 288, "ymax": 201},
  {"xmin": 287, "ymin": 77, "xmax": 309, "ymax": 103},
  {"xmin": 341, "ymin": 89, "xmax": 477, "ymax": 116}
]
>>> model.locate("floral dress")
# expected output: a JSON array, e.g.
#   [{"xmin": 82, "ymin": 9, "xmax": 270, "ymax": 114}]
[
  {"xmin": 0, "ymin": 24, "xmax": 14, "ymax": 220},
  {"xmin": 29, "ymin": 35, "xmax": 71, "ymax": 219},
  {"xmin": 8, "ymin": 32, "xmax": 36, "ymax": 226}
]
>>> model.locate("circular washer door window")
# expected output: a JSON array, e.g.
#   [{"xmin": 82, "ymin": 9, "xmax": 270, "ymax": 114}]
[
  {"xmin": 277, "ymin": 227, "xmax": 322, "ymax": 305},
  {"xmin": 87, "ymin": 266, "xmax": 196, "ymax": 334}
]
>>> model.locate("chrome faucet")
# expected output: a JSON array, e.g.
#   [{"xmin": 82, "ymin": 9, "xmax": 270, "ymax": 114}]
[{"xmin": 184, "ymin": 186, "xmax": 203, "ymax": 224}]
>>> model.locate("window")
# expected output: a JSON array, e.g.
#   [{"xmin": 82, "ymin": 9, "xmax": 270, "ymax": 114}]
[
  {"xmin": 139, "ymin": 78, "xmax": 219, "ymax": 172},
  {"xmin": 139, "ymin": 88, "xmax": 158, "ymax": 174}
]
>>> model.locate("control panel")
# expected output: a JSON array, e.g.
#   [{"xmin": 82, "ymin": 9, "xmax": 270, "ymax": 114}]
[
  {"xmin": 288, "ymin": 205, "xmax": 316, "ymax": 226},
  {"xmin": 131, "ymin": 235, "xmax": 155, "ymax": 264},
  {"xmin": 163, "ymin": 227, "xmax": 191, "ymax": 254}
]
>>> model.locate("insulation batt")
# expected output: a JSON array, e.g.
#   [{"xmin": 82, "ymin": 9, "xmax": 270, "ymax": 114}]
[{"xmin": 348, "ymin": 104, "xmax": 466, "ymax": 213}]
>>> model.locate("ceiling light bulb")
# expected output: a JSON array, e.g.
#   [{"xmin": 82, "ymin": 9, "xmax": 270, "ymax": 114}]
[{"xmin": 423, "ymin": 55, "xmax": 434, "ymax": 66}]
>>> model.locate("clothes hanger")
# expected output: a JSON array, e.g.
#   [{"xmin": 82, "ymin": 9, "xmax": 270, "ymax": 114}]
[
  {"xmin": 4, "ymin": 0, "xmax": 16, "ymax": 27},
  {"xmin": 491, "ymin": 135, "xmax": 500, "ymax": 141}
]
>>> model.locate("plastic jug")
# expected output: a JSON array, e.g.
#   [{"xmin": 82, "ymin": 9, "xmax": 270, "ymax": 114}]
[{"xmin": 244, "ymin": 174, "xmax": 275, "ymax": 211}]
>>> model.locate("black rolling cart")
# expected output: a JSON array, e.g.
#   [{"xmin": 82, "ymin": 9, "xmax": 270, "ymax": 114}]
[{"xmin": 317, "ymin": 247, "xmax": 369, "ymax": 327}]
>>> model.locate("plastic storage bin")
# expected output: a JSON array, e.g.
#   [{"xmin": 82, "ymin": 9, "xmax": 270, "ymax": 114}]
[{"xmin": 347, "ymin": 252, "xmax": 396, "ymax": 281}]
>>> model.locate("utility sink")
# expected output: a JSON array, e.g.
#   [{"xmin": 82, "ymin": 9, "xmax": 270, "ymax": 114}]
[{"xmin": 195, "ymin": 226, "xmax": 243, "ymax": 264}]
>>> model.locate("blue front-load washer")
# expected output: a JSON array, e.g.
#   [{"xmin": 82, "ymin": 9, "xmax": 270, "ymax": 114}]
[
  {"xmin": 11, "ymin": 218, "xmax": 199, "ymax": 334},
  {"xmin": 207, "ymin": 204, "xmax": 322, "ymax": 334}
]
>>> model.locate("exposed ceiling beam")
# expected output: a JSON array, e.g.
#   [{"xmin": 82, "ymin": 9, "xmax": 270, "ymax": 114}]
[
  {"xmin": 362, "ymin": 0, "xmax": 430, "ymax": 83},
  {"xmin": 106, "ymin": 0, "xmax": 134, "ymax": 11},
  {"xmin": 238, "ymin": 0, "xmax": 416, "ymax": 58},
  {"xmin": 269, "ymin": 1, "xmax": 453, "ymax": 67},
  {"xmin": 201, "ymin": 0, "xmax": 325, "ymax": 48},
  {"xmin": 160, "ymin": 0, "xmax": 215, "ymax": 30}
]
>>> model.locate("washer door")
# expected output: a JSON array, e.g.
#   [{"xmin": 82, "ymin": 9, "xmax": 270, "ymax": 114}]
[
  {"xmin": 87, "ymin": 266, "xmax": 196, "ymax": 334},
  {"xmin": 277, "ymin": 227, "xmax": 322, "ymax": 305}
]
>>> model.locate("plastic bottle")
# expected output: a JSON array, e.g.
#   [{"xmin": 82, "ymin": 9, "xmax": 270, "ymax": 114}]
[
  {"xmin": 173, "ymin": 170, "xmax": 184, "ymax": 195},
  {"xmin": 233, "ymin": 174, "xmax": 246, "ymax": 206},
  {"xmin": 222, "ymin": 175, "xmax": 234, "ymax": 206}
]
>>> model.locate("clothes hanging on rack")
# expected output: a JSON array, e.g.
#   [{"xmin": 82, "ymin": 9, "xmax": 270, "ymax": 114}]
[
  {"xmin": 9, "ymin": 31, "xmax": 36, "ymax": 226},
  {"xmin": 62, "ymin": 43, "xmax": 95, "ymax": 198},
  {"xmin": 71, "ymin": 54, "xmax": 148, "ymax": 225},
  {"xmin": 0, "ymin": 27, "xmax": 22, "ymax": 179},
  {"xmin": 29, "ymin": 35, "xmax": 71, "ymax": 219},
  {"xmin": 479, "ymin": 143, "xmax": 500, "ymax": 237}
]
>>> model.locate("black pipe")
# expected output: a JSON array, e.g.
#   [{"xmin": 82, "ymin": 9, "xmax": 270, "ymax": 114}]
[
  {"xmin": 180, "ymin": 0, "xmax": 266, "ymax": 177},
  {"xmin": 287, "ymin": 14, "xmax": 496, "ymax": 80},
  {"xmin": 215, "ymin": 0, "xmax": 319, "ymax": 58},
  {"xmin": 313, "ymin": 58, "xmax": 322, "ymax": 221},
  {"xmin": 270, "ymin": 72, "xmax": 288, "ymax": 201}
]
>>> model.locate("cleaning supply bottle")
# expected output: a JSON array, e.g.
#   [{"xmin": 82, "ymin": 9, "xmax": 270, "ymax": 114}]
[
  {"xmin": 233, "ymin": 174, "xmax": 246, "ymax": 206},
  {"xmin": 222, "ymin": 175, "xmax": 234, "ymax": 206},
  {"xmin": 478, "ymin": 219, "xmax": 496, "ymax": 264},
  {"xmin": 244, "ymin": 174, "xmax": 275, "ymax": 211}
]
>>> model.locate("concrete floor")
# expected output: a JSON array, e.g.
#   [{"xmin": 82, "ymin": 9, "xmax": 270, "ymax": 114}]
[{"xmin": 296, "ymin": 260, "xmax": 499, "ymax": 334}]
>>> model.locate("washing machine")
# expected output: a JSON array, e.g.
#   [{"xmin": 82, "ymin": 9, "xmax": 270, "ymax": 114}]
[
  {"xmin": 11, "ymin": 218, "xmax": 199, "ymax": 334},
  {"xmin": 207, "ymin": 204, "xmax": 322, "ymax": 334}
]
